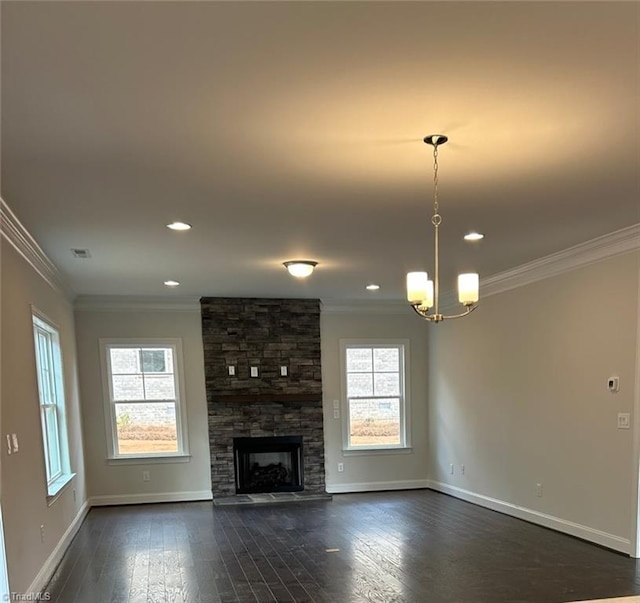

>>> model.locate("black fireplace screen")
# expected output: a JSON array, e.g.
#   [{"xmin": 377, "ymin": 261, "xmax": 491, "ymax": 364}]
[{"xmin": 233, "ymin": 436, "xmax": 304, "ymax": 494}]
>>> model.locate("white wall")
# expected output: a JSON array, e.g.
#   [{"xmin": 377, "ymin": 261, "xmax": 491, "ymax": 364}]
[
  {"xmin": 321, "ymin": 305, "xmax": 430, "ymax": 492},
  {"xmin": 428, "ymin": 252, "xmax": 640, "ymax": 552},
  {"xmin": 1, "ymin": 239, "xmax": 87, "ymax": 592},
  {"xmin": 74, "ymin": 302, "xmax": 212, "ymax": 503}
]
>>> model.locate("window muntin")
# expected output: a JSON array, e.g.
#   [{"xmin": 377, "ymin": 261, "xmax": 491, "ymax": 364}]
[
  {"xmin": 32, "ymin": 314, "xmax": 71, "ymax": 494},
  {"xmin": 343, "ymin": 342, "xmax": 408, "ymax": 450},
  {"xmin": 102, "ymin": 340, "xmax": 188, "ymax": 458}
]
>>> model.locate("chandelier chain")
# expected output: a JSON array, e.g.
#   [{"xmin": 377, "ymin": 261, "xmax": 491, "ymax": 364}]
[{"xmin": 433, "ymin": 144, "xmax": 439, "ymax": 216}]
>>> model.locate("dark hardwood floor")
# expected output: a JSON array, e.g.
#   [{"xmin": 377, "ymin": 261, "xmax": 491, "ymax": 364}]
[{"xmin": 45, "ymin": 489, "xmax": 640, "ymax": 603}]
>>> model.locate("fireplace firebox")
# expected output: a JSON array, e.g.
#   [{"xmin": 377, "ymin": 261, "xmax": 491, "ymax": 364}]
[{"xmin": 233, "ymin": 436, "xmax": 304, "ymax": 494}]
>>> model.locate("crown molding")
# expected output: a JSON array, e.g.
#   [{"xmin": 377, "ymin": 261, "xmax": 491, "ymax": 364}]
[
  {"xmin": 0, "ymin": 198, "xmax": 74, "ymax": 299},
  {"xmin": 482, "ymin": 223, "xmax": 640, "ymax": 299},
  {"xmin": 74, "ymin": 295, "xmax": 201, "ymax": 312}
]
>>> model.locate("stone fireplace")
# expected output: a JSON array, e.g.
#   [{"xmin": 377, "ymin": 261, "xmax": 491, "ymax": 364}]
[{"xmin": 201, "ymin": 298, "xmax": 326, "ymax": 497}]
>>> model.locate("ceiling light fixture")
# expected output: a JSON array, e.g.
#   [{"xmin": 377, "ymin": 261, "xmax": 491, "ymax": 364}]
[
  {"xmin": 166, "ymin": 222, "xmax": 192, "ymax": 231},
  {"xmin": 164, "ymin": 280, "xmax": 180, "ymax": 287},
  {"xmin": 283, "ymin": 260, "xmax": 317, "ymax": 278},
  {"xmin": 366, "ymin": 284, "xmax": 380, "ymax": 291},
  {"xmin": 464, "ymin": 232, "xmax": 485, "ymax": 241},
  {"xmin": 407, "ymin": 135, "xmax": 479, "ymax": 322}
]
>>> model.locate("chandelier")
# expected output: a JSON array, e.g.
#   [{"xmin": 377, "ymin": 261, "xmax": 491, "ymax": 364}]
[{"xmin": 406, "ymin": 135, "xmax": 479, "ymax": 322}]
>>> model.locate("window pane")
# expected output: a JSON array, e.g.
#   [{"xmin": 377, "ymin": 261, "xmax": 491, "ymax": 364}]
[
  {"xmin": 374, "ymin": 372, "xmax": 400, "ymax": 396},
  {"xmin": 143, "ymin": 375, "xmax": 176, "ymax": 400},
  {"xmin": 349, "ymin": 398, "xmax": 400, "ymax": 447},
  {"xmin": 45, "ymin": 406, "xmax": 61, "ymax": 480},
  {"xmin": 110, "ymin": 348, "xmax": 140, "ymax": 374},
  {"xmin": 347, "ymin": 373, "xmax": 373, "ymax": 397},
  {"xmin": 141, "ymin": 349, "xmax": 170, "ymax": 374},
  {"xmin": 373, "ymin": 347, "xmax": 399, "ymax": 372},
  {"xmin": 346, "ymin": 348, "xmax": 372, "ymax": 372},
  {"xmin": 115, "ymin": 403, "xmax": 178, "ymax": 455},
  {"xmin": 37, "ymin": 332, "xmax": 55, "ymax": 405},
  {"xmin": 112, "ymin": 374, "xmax": 144, "ymax": 401},
  {"xmin": 40, "ymin": 409, "xmax": 51, "ymax": 479}
]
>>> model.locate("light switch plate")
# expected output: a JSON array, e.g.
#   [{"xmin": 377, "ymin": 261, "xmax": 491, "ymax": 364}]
[
  {"xmin": 280, "ymin": 366, "xmax": 288, "ymax": 377},
  {"xmin": 617, "ymin": 412, "xmax": 631, "ymax": 429},
  {"xmin": 228, "ymin": 365, "xmax": 236, "ymax": 376},
  {"xmin": 11, "ymin": 433, "xmax": 18, "ymax": 453},
  {"xmin": 250, "ymin": 366, "xmax": 259, "ymax": 378}
]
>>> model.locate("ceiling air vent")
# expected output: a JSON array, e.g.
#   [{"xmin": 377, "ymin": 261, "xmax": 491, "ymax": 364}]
[{"xmin": 71, "ymin": 248, "xmax": 91, "ymax": 259}]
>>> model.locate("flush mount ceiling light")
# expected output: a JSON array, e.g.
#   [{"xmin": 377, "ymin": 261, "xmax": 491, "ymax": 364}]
[
  {"xmin": 464, "ymin": 231, "xmax": 485, "ymax": 241},
  {"xmin": 406, "ymin": 135, "xmax": 479, "ymax": 323},
  {"xmin": 283, "ymin": 260, "xmax": 317, "ymax": 278},
  {"xmin": 164, "ymin": 280, "xmax": 180, "ymax": 287},
  {"xmin": 366, "ymin": 284, "xmax": 381, "ymax": 291},
  {"xmin": 166, "ymin": 221, "xmax": 192, "ymax": 231}
]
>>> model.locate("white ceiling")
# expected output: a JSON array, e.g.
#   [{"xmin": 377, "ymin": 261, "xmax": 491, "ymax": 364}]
[{"xmin": 2, "ymin": 1, "xmax": 638, "ymax": 300}]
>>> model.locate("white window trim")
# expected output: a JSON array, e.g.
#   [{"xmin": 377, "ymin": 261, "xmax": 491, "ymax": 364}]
[
  {"xmin": 340, "ymin": 338, "xmax": 412, "ymax": 452},
  {"xmin": 99, "ymin": 338, "xmax": 190, "ymax": 461},
  {"xmin": 31, "ymin": 307, "xmax": 74, "ymax": 500}
]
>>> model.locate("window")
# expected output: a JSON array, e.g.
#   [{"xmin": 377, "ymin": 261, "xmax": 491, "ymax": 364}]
[
  {"xmin": 32, "ymin": 313, "xmax": 73, "ymax": 496},
  {"xmin": 342, "ymin": 340, "xmax": 409, "ymax": 450},
  {"xmin": 100, "ymin": 339, "xmax": 189, "ymax": 459}
]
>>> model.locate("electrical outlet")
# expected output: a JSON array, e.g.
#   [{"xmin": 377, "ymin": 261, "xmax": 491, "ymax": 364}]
[
  {"xmin": 536, "ymin": 483, "xmax": 543, "ymax": 497},
  {"xmin": 6, "ymin": 435, "xmax": 11, "ymax": 455},
  {"xmin": 40, "ymin": 524, "xmax": 45, "ymax": 543},
  {"xmin": 338, "ymin": 463, "xmax": 344, "ymax": 472},
  {"xmin": 460, "ymin": 464, "xmax": 465, "ymax": 475},
  {"xmin": 250, "ymin": 366, "xmax": 259, "ymax": 378},
  {"xmin": 142, "ymin": 471, "xmax": 150, "ymax": 482},
  {"xmin": 333, "ymin": 409, "xmax": 340, "ymax": 419},
  {"xmin": 11, "ymin": 433, "xmax": 19, "ymax": 453},
  {"xmin": 280, "ymin": 366, "xmax": 288, "ymax": 377}
]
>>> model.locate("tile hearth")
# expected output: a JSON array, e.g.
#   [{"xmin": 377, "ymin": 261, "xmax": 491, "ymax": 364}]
[{"xmin": 212, "ymin": 491, "xmax": 332, "ymax": 506}]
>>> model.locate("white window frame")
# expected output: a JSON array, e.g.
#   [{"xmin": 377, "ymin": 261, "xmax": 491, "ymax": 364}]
[
  {"xmin": 100, "ymin": 338, "xmax": 190, "ymax": 461},
  {"xmin": 340, "ymin": 339, "xmax": 411, "ymax": 452},
  {"xmin": 32, "ymin": 310, "xmax": 74, "ymax": 499}
]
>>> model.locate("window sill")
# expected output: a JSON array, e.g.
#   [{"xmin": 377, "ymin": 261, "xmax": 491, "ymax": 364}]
[
  {"xmin": 343, "ymin": 447, "xmax": 413, "ymax": 457},
  {"xmin": 107, "ymin": 454, "xmax": 192, "ymax": 466},
  {"xmin": 47, "ymin": 473, "xmax": 76, "ymax": 506}
]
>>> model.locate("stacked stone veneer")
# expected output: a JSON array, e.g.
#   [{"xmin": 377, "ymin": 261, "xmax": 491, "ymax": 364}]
[{"xmin": 200, "ymin": 298, "xmax": 325, "ymax": 497}]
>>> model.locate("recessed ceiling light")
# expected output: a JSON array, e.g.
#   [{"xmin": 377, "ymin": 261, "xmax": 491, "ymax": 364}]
[
  {"xmin": 164, "ymin": 280, "xmax": 180, "ymax": 287},
  {"xmin": 283, "ymin": 260, "xmax": 318, "ymax": 278},
  {"xmin": 366, "ymin": 284, "xmax": 380, "ymax": 291},
  {"xmin": 166, "ymin": 222, "xmax": 192, "ymax": 231},
  {"xmin": 464, "ymin": 232, "xmax": 484, "ymax": 241}
]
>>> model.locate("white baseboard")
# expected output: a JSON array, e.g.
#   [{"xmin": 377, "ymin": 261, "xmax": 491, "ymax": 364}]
[
  {"xmin": 89, "ymin": 490, "xmax": 213, "ymax": 506},
  {"xmin": 428, "ymin": 480, "xmax": 631, "ymax": 554},
  {"xmin": 27, "ymin": 500, "xmax": 90, "ymax": 595},
  {"xmin": 326, "ymin": 479, "xmax": 428, "ymax": 494}
]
